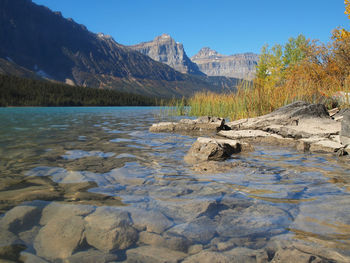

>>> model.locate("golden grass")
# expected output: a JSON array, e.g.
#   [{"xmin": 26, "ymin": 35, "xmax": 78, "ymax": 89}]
[{"xmin": 187, "ymin": 78, "xmax": 350, "ymax": 121}]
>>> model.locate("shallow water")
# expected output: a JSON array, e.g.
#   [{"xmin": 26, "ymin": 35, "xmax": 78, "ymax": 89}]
[{"xmin": 0, "ymin": 107, "xmax": 350, "ymax": 262}]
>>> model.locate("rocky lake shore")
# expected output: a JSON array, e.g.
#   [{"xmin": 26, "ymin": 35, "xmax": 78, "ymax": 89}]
[
  {"xmin": 150, "ymin": 101, "xmax": 350, "ymax": 161},
  {"xmin": 0, "ymin": 104, "xmax": 349, "ymax": 263}
]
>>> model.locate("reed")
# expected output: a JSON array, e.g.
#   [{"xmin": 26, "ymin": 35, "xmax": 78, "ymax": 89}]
[{"xmin": 187, "ymin": 77, "xmax": 349, "ymax": 121}]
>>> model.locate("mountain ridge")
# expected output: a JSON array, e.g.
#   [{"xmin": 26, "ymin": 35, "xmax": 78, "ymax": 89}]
[
  {"xmin": 191, "ymin": 47, "xmax": 258, "ymax": 80},
  {"xmin": 0, "ymin": 0, "xmax": 237, "ymax": 97},
  {"xmin": 129, "ymin": 34, "xmax": 204, "ymax": 76}
]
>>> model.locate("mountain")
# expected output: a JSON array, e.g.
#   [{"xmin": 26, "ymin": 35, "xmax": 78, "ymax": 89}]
[
  {"xmin": 0, "ymin": 0, "xmax": 236, "ymax": 98},
  {"xmin": 129, "ymin": 34, "xmax": 204, "ymax": 76},
  {"xmin": 191, "ymin": 47, "xmax": 259, "ymax": 80}
]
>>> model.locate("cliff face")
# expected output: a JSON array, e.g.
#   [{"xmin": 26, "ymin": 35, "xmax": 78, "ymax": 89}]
[
  {"xmin": 191, "ymin": 47, "xmax": 258, "ymax": 80},
  {"xmin": 0, "ymin": 0, "xmax": 233, "ymax": 97},
  {"xmin": 129, "ymin": 34, "xmax": 204, "ymax": 76}
]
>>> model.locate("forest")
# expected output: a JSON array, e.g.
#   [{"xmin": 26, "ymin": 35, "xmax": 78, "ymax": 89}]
[{"xmin": 0, "ymin": 74, "xmax": 157, "ymax": 107}]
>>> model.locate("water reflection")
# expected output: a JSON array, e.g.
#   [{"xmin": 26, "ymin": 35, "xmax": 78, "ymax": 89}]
[{"xmin": 0, "ymin": 107, "xmax": 350, "ymax": 262}]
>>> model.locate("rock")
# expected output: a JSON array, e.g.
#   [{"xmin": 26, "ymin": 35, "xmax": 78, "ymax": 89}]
[
  {"xmin": 128, "ymin": 208, "xmax": 173, "ymax": 234},
  {"xmin": 0, "ymin": 244, "xmax": 26, "ymax": 262},
  {"xmin": 270, "ymin": 248, "xmax": 323, "ymax": 263},
  {"xmin": 129, "ymin": 34, "xmax": 204, "ymax": 75},
  {"xmin": 0, "ymin": 230, "xmax": 26, "ymax": 262},
  {"xmin": 182, "ymin": 250, "xmax": 232, "ymax": 263},
  {"xmin": 227, "ymin": 101, "xmax": 331, "ymax": 130},
  {"xmin": 218, "ymin": 129, "xmax": 272, "ymax": 139},
  {"xmin": 309, "ymin": 139, "xmax": 344, "ymax": 153},
  {"xmin": 216, "ymin": 204, "xmax": 291, "ymax": 238},
  {"xmin": 0, "ymin": 230, "xmax": 21, "ymax": 247},
  {"xmin": 188, "ymin": 244, "xmax": 203, "ymax": 255},
  {"xmin": 0, "ymin": 205, "xmax": 42, "ymax": 233},
  {"xmin": 39, "ymin": 202, "xmax": 94, "ymax": 225},
  {"xmin": 18, "ymin": 226, "xmax": 40, "ymax": 245},
  {"xmin": 190, "ymin": 160, "xmax": 245, "ymax": 174},
  {"xmin": 167, "ymin": 216, "xmax": 216, "ymax": 244},
  {"xmin": 296, "ymin": 137, "xmax": 324, "ymax": 152},
  {"xmin": 219, "ymin": 193, "xmax": 254, "ymax": 210},
  {"xmin": 274, "ymin": 119, "xmax": 340, "ymax": 139},
  {"xmin": 184, "ymin": 137, "xmax": 242, "ymax": 164},
  {"xmin": 62, "ymin": 250, "xmax": 119, "ymax": 263},
  {"xmin": 149, "ymin": 117, "xmax": 225, "ymax": 134},
  {"xmin": 291, "ymin": 196, "xmax": 350, "ymax": 240},
  {"xmin": 218, "ymin": 129, "xmax": 297, "ymax": 146},
  {"xmin": 19, "ymin": 252, "xmax": 49, "ymax": 263},
  {"xmin": 138, "ymin": 232, "xmax": 189, "ymax": 252},
  {"xmin": 156, "ymin": 198, "xmax": 221, "ymax": 222},
  {"xmin": 191, "ymin": 47, "xmax": 259, "ymax": 80},
  {"xmin": 340, "ymin": 109, "xmax": 350, "ymax": 145},
  {"xmin": 84, "ymin": 207, "xmax": 138, "ymax": 252},
  {"xmin": 224, "ymin": 247, "xmax": 270, "ymax": 263},
  {"xmin": 149, "ymin": 122, "xmax": 177, "ymax": 133},
  {"xmin": 108, "ymin": 167, "xmax": 146, "ymax": 186},
  {"xmin": 34, "ymin": 214, "xmax": 86, "ymax": 260},
  {"xmin": 125, "ymin": 245, "xmax": 187, "ymax": 263}
]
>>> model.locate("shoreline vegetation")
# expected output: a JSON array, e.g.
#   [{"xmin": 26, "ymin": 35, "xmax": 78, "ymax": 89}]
[
  {"xmin": 181, "ymin": 32, "xmax": 350, "ymax": 121},
  {"xmin": 176, "ymin": 2, "xmax": 350, "ymax": 120}
]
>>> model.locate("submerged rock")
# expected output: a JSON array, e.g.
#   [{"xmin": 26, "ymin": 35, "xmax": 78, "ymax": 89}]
[
  {"xmin": 34, "ymin": 214, "xmax": 86, "ymax": 260},
  {"xmin": 182, "ymin": 250, "xmax": 232, "ymax": 263},
  {"xmin": 184, "ymin": 137, "xmax": 245, "ymax": 164},
  {"xmin": 138, "ymin": 231, "xmax": 189, "ymax": 252},
  {"xmin": 84, "ymin": 207, "xmax": 138, "ymax": 252},
  {"xmin": 149, "ymin": 116, "xmax": 225, "ymax": 134},
  {"xmin": 62, "ymin": 249, "xmax": 119, "ymax": 263},
  {"xmin": 126, "ymin": 245, "xmax": 187, "ymax": 263},
  {"xmin": 167, "ymin": 216, "xmax": 217, "ymax": 244},
  {"xmin": 128, "ymin": 208, "xmax": 173, "ymax": 234},
  {"xmin": 0, "ymin": 205, "xmax": 42, "ymax": 234},
  {"xmin": 19, "ymin": 252, "xmax": 50, "ymax": 263},
  {"xmin": 216, "ymin": 204, "xmax": 291, "ymax": 239}
]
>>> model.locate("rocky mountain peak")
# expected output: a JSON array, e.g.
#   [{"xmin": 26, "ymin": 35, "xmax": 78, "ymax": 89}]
[
  {"xmin": 191, "ymin": 48, "xmax": 259, "ymax": 80},
  {"xmin": 129, "ymin": 34, "xmax": 204, "ymax": 76},
  {"xmin": 155, "ymin": 33, "xmax": 172, "ymax": 41},
  {"xmin": 192, "ymin": 47, "xmax": 222, "ymax": 60}
]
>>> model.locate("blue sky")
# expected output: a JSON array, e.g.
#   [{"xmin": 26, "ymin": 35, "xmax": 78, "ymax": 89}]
[{"xmin": 32, "ymin": 0, "xmax": 348, "ymax": 57}]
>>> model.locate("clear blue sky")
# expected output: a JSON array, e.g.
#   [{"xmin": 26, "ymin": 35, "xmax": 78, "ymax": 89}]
[{"xmin": 32, "ymin": 0, "xmax": 348, "ymax": 57}]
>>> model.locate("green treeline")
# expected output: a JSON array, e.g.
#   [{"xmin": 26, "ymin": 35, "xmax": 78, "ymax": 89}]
[{"xmin": 0, "ymin": 74, "xmax": 157, "ymax": 107}]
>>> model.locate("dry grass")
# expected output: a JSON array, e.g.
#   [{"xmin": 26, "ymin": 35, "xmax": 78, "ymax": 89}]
[{"xmin": 187, "ymin": 77, "xmax": 350, "ymax": 121}]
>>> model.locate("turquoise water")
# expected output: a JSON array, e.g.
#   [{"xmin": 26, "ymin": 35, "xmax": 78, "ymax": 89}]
[{"xmin": 0, "ymin": 107, "xmax": 350, "ymax": 262}]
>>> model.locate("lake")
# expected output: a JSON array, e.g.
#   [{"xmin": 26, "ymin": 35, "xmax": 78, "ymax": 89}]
[{"xmin": 0, "ymin": 107, "xmax": 349, "ymax": 262}]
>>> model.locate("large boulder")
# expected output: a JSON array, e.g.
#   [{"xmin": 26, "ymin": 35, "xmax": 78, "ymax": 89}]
[
  {"xmin": 340, "ymin": 109, "xmax": 350, "ymax": 145},
  {"xmin": 184, "ymin": 137, "xmax": 243, "ymax": 164},
  {"xmin": 227, "ymin": 101, "xmax": 332, "ymax": 131},
  {"xmin": 34, "ymin": 214, "xmax": 86, "ymax": 260},
  {"xmin": 149, "ymin": 116, "xmax": 225, "ymax": 134},
  {"xmin": 84, "ymin": 207, "xmax": 138, "ymax": 252},
  {"xmin": 128, "ymin": 208, "xmax": 173, "ymax": 234},
  {"xmin": 138, "ymin": 232, "xmax": 189, "ymax": 252}
]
